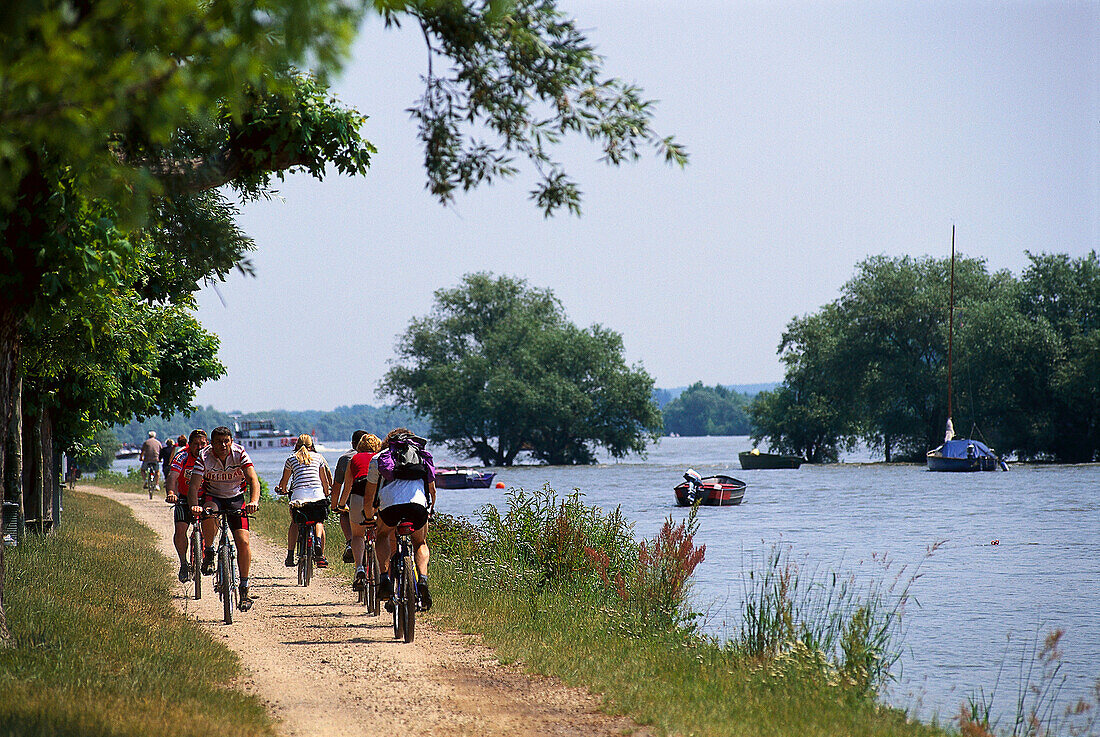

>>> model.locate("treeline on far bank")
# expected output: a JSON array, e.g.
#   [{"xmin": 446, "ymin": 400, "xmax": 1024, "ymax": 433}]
[{"xmin": 751, "ymin": 250, "xmax": 1099, "ymax": 464}]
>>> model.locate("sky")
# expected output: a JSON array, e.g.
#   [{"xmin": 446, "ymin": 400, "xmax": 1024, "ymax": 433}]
[{"xmin": 192, "ymin": 1, "xmax": 1098, "ymax": 413}]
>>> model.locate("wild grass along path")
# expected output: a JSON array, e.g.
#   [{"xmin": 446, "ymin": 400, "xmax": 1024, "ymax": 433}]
[{"xmin": 81, "ymin": 485, "xmax": 647, "ymax": 737}]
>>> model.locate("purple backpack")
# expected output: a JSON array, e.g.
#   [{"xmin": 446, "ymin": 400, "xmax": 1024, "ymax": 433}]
[{"xmin": 378, "ymin": 434, "xmax": 435, "ymax": 483}]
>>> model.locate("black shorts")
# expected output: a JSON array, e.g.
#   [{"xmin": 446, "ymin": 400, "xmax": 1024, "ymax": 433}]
[
  {"xmin": 202, "ymin": 494, "xmax": 249, "ymax": 532},
  {"xmin": 173, "ymin": 503, "xmax": 196, "ymax": 525},
  {"xmin": 378, "ymin": 503, "xmax": 428, "ymax": 531},
  {"xmin": 289, "ymin": 499, "xmax": 328, "ymax": 525}
]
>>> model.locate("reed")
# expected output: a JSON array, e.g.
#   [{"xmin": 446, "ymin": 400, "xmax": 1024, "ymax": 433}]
[{"xmin": 0, "ymin": 491, "xmax": 274, "ymax": 737}]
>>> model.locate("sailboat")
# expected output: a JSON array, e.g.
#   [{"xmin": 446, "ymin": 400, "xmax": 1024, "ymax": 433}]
[{"xmin": 926, "ymin": 226, "xmax": 1008, "ymax": 472}]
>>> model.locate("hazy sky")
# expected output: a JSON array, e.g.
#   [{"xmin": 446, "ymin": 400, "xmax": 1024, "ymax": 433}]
[{"xmin": 192, "ymin": 1, "xmax": 1098, "ymax": 413}]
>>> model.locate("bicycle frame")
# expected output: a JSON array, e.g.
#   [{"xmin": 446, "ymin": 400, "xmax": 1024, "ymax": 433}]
[
  {"xmin": 296, "ymin": 520, "xmax": 315, "ymax": 586},
  {"xmin": 210, "ymin": 509, "xmax": 240, "ymax": 624},
  {"xmin": 357, "ymin": 523, "xmax": 379, "ymax": 615}
]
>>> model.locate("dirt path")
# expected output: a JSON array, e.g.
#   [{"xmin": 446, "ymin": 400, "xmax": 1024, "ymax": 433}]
[{"xmin": 81, "ymin": 485, "xmax": 646, "ymax": 737}]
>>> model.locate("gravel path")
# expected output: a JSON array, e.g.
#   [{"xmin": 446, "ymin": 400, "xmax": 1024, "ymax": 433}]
[{"xmin": 82, "ymin": 485, "xmax": 648, "ymax": 737}]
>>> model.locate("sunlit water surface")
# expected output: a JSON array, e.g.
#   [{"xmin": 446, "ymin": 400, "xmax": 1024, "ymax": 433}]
[{"xmin": 121, "ymin": 435, "xmax": 1099, "ymax": 723}]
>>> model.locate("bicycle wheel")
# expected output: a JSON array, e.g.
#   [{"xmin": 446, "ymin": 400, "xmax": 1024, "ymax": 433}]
[
  {"xmin": 219, "ymin": 544, "xmax": 233, "ymax": 624},
  {"xmin": 366, "ymin": 539, "xmax": 380, "ymax": 616},
  {"xmin": 148, "ymin": 471, "xmax": 154, "ymax": 499},
  {"xmin": 190, "ymin": 527, "xmax": 202, "ymax": 600},
  {"xmin": 401, "ymin": 553, "xmax": 416, "ymax": 643},
  {"xmin": 297, "ymin": 530, "xmax": 312, "ymax": 587},
  {"xmin": 391, "ymin": 556, "xmax": 403, "ymax": 640}
]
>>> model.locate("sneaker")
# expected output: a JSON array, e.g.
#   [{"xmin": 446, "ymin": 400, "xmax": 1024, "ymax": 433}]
[
  {"xmin": 352, "ymin": 569, "xmax": 367, "ymax": 591},
  {"xmin": 316, "ymin": 555, "xmax": 328, "ymax": 569},
  {"xmin": 417, "ymin": 581, "xmax": 433, "ymax": 612},
  {"xmin": 178, "ymin": 561, "xmax": 190, "ymax": 583},
  {"xmin": 376, "ymin": 574, "xmax": 393, "ymax": 601},
  {"xmin": 201, "ymin": 549, "xmax": 215, "ymax": 575},
  {"xmin": 238, "ymin": 586, "xmax": 253, "ymax": 612},
  {"xmin": 284, "ymin": 550, "xmax": 295, "ymax": 567},
  {"xmin": 342, "ymin": 541, "xmax": 354, "ymax": 564},
  {"xmin": 384, "ymin": 600, "xmax": 394, "ymax": 613}
]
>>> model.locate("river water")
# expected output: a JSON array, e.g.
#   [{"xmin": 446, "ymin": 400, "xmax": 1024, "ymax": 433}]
[{"xmin": 119, "ymin": 435, "xmax": 1100, "ymax": 723}]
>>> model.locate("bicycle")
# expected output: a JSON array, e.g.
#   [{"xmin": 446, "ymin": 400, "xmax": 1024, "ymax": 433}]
[
  {"xmin": 145, "ymin": 464, "xmax": 157, "ymax": 499},
  {"xmin": 167, "ymin": 497, "xmax": 203, "ymax": 600},
  {"xmin": 289, "ymin": 499, "xmax": 327, "ymax": 587},
  {"xmin": 356, "ymin": 518, "xmax": 380, "ymax": 615},
  {"xmin": 389, "ymin": 520, "xmax": 420, "ymax": 643},
  {"xmin": 209, "ymin": 506, "xmax": 250, "ymax": 624}
]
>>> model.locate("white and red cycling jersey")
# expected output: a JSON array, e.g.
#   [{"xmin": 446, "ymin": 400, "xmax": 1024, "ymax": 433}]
[
  {"xmin": 191, "ymin": 443, "xmax": 254, "ymax": 499},
  {"xmin": 170, "ymin": 448, "xmax": 201, "ymax": 500}
]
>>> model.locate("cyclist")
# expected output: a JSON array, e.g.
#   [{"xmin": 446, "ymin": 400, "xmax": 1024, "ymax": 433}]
[
  {"xmin": 159, "ymin": 437, "xmax": 176, "ymax": 487},
  {"xmin": 331, "ymin": 433, "xmax": 382, "ymax": 591},
  {"xmin": 188, "ymin": 425, "xmax": 261, "ymax": 611},
  {"xmin": 361, "ymin": 428, "xmax": 437, "ymax": 610},
  {"xmin": 140, "ymin": 430, "xmax": 162, "ymax": 491},
  {"xmin": 274, "ymin": 434, "xmax": 332, "ymax": 568},
  {"xmin": 165, "ymin": 429, "xmax": 208, "ymax": 582},
  {"xmin": 329, "ymin": 429, "xmax": 367, "ymax": 564}
]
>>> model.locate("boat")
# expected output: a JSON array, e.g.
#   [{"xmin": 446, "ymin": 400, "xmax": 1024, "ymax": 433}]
[
  {"xmin": 114, "ymin": 444, "xmax": 140, "ymax": 460},
  {"xmin": 434, "ymin": 466, "xmax": 497, "ymax": 489},
  {"xmin": 926, "ymin": 226, "xmax": 1007, "ymax": 472},
  {"xmin": 673, "ymin": 469, "xmax": 745, "ymax": 506},
  {"xmin": 233, "ymin": 419, "xmax": 298, "ymax": 451},
  {"xmin": 739, "ymin": 448, "xmax": 804, "ymax": 469}
]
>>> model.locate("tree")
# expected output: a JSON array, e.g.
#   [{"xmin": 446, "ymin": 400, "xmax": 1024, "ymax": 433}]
[
  {"xmin": 381, "ymin": 273, "xmax": 662, "ymax": 465},
  {"xmin": 662, "ymin": 382, "xmax": 752, "ymax": 436}
]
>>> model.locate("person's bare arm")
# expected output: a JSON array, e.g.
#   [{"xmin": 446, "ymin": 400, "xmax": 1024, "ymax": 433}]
[{"xmin": 244, "ymin": 466, "xmax": 261, "ymax": 511}]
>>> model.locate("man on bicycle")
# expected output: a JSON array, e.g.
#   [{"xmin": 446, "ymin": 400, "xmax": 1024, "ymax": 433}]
[
  {"xmin": 361, "ymin": 429, "xmax": 437, "ymax": 610},
  {"xmin": 165, "ymin": 429, "xmax": 208, "ymax": 582},
  {"xmin": 188, "ymin": 425, "xmax": 261, "ymax": 611},
  {"xmin": 140, "ymin": 431, "xmax": 162, "ymax": 492}
]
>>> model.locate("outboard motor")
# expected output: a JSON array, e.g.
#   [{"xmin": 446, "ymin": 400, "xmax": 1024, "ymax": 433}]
[{"xmin": 683, "ymin": 468, "xmax": 705, "ymax": 505}]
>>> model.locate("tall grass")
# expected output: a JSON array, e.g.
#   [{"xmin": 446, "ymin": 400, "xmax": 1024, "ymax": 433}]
[
  {"xmin": 0, "ymin": 492, "xmax": 274, "ymax": 737},
  {"xmin": 734, "ymin": 540, "xmax": 942, "ymax": 695},
  {"xmin": 426, "ymin": 484, "xmax": 944, "ymax": 737}
]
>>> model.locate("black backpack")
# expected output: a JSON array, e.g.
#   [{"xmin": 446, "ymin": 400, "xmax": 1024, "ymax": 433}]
[{"xmin": 381, "ymin": 434, "xmax": 433, "ymax": 481}]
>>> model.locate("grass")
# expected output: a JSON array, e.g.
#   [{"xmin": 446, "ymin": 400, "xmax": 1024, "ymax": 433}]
[{"xmin": 0, "ymin": 491, "xmax": 274, "ymax": 737}]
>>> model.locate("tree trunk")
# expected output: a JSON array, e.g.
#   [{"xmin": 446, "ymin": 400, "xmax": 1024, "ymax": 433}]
[{"xmin": 0, "ymin": 308, "xmax": 21, "ymax": 645}]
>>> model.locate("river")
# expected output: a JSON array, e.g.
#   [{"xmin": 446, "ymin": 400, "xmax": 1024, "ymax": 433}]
[{"xmin": 119, "ymin": 435, "xmax": 1100, "ymax": 724}]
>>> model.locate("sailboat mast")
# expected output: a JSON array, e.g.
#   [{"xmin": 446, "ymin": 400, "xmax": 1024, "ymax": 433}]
[{"xmin": 947, "ymin": 225, "xmax": 955, "ymax": 421}]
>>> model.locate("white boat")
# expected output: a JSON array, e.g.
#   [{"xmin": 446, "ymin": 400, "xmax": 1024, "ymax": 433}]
[{"xmin": 234, "ymin": 419, "xmax": 298, "ymax": 451}]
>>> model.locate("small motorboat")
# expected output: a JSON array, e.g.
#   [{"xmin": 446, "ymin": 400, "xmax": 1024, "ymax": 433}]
[
  {"xmin": 674, "ymin": 469, "xmax": 746, "ymax": 506},
  {"xmin": 739, "ymin": 449, "xmax": 804, "ymax": 470},
  {"xmin": 434, "ymin": 466, "xmax": 497, "ymax": 489}
]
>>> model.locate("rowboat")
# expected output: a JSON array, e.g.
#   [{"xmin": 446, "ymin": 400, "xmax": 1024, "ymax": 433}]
[
  {"xmin": 434, "ymin": 467, "xmax": 497, "ymax": 489},
  {"xmin": 739, "ymin": 449, "xmax": 804, "ymax": 469},
  {"xmin": 673, "ymin": 472, "xmax": 746, "ymax": 506}
]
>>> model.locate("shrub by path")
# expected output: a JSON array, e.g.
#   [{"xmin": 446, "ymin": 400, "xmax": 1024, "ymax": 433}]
[{"xmin": 80, "ymin": 484, "xmax": 646, "ymax": 737}]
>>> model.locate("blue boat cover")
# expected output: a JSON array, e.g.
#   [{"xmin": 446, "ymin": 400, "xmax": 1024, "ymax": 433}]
[{"xmin": 938, "ymin": 438, "xmax": 996, "ymax": 459}]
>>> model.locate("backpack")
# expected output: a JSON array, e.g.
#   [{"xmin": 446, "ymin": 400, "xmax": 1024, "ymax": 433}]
[{"xmin": 378, "ymin": 434, "xmax": 435, "ymax": 482}]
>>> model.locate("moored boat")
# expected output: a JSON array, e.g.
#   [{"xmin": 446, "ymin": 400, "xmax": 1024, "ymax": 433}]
[
  {"xmin": 739, "ymin": 449, "xmax": 804, "ymax": 470},
  {"xmin": 926, "ymin": 438, "xmax": 1005, "ymax": 472},
  {"xmin": 115, "ymin": 444, "xmax": 140, "ymax": 460},
  {"xmin": 435, "ymin": 466, "xmax": 497, "ymax": 489},
  {"xmin": 674, "ymin": 470, "xmax": 746, "ymax": 506}
]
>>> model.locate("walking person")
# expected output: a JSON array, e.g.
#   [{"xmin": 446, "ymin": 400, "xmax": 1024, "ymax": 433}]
[{"xmin": 275, "ymin": 434, "xmax": 332, "ymax": 569}]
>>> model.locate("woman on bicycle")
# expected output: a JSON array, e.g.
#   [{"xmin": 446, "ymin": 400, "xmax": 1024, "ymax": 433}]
[
  {"xmin": 275, "ymin": 434, "xmax": 332, "ymax": 568},
  {"xmin": 331, "ymin": 433, "xmax": 382, "ymax": 592},
  {"xmin": 361, "ymin": 428, "xmax": 436, "ymax": 610}
]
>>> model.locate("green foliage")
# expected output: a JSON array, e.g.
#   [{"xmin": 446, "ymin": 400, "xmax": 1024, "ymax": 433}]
[
  {"xmin": 752, "ymin": 251, "xmax": 1100, "ymax": 463},
  {"xmin": 405, "ymin": 0, "xmax": 687, "ymax": 215},
  {"xmin": 70, "ymin": 428, "xmax": 119, "ymax": 474},
  {"xmin": 382, "ymin": 273, "xmax": 662, "ymax": 465},
  {"xmin": 662, "ymin": 382, "xmax": 752, "ymax": 436}
]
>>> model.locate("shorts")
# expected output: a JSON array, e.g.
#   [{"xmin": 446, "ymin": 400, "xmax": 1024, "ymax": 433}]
[
  {"xmin": 378, "ymin": 503, "xmax": 428, "ymax": 531},
  {"xmin": 202, "ymin": 494, "xmax": 249, "ymax": 532},
  {"xmin": 173, "ymin": 503, "xmax": 196, "ymax": 525},
  {"xmin": 141, "ymin": 460, "xmax": 159, "ymax": 475},
  {"xmin": 289, "ymin": 499, "xmax": 328, "ymax": 525},
  {"xmin": 349, "ymin": 476, "xmax": 368, "ymax": 497},
  {"xmin": 348, "ymin": 494, "xmax": 373, "ymax": 526}
]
